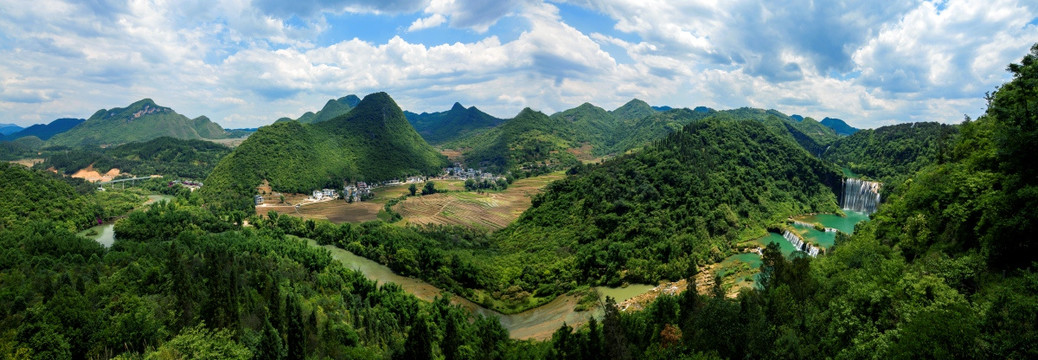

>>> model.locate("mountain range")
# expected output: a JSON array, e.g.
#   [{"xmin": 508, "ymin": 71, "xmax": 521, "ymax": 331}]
[
  {"xmin": 404, "ymin": 102, "xmax": 506, "ymax": 145},
  {"xmin": 47, "ymin": 99, "xmax": 227, "ymax": 146},
  {"xmin": 0, "ymin": 123, "xmax": 21, "ymax": 135},
  {"xmin": 821, "ymin": 117, "xmax": 859, "ymax": 135},
  {"xmin": 1, "ymin": 118, "xmax": 85, "ymax": 142}
]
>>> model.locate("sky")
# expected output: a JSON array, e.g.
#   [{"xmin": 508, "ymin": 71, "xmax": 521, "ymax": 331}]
[{"xmin": 0, "ymin": 0, "xmax": 1035, "ymax": 129}]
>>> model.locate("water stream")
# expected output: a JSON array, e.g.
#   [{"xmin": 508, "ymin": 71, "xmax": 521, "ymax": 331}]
[{"xmin": 841, "ymin": 178, "xmax": 881, "ymax": 214}]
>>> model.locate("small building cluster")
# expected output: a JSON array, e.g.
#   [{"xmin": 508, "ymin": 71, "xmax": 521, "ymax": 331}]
[
  {"xmin": 310, "ymin": 188, "xmax": 339, "ymax": 201},
  {"xmin": 343, "ymin": 181, "xmax": 373, "ymax": 202},
  {"xmin": 443, "ymin": 163, "xmax": 496, "ymax": 180}
]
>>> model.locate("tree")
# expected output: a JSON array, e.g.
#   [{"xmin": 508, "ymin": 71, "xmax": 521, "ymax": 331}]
[
  {"xmin": 399, "ymin": 314, "xmax": 433, "ymax": 360},
  {"xmin": 409, "ymin": 183, "xmax": 418, "ymax": 196},
  {"xmin": 422, "ymin": 181, "xmax": 436, "ymax": 195}
]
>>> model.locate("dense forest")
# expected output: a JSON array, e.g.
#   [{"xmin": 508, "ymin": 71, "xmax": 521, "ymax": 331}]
[
  {"xmin": 456, "ymin": 108, "xmax": 582, "ymax": 174},
  {"xmin": 202, "ymin": 92, "xmax": 448, "ymax": 212},
  {"xmin": 405, "ymin": 102, "xmax": 506, "ymax": 145},
  {"xmin": 35, "ymin": 137, "xmax": 232, "ymax": 179},
  {"xmin": 823, "ymin": 122, "xmax": 959, "ymax": 187},
  {"xmin": 0, "ymin": 163, "xmax": 141, "ymax": 231}
]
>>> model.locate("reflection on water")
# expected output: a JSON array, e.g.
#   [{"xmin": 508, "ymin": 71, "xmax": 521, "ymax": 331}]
[{"xmin": 78, "ymin": 224, "xmax": 115, "ymax": 248}]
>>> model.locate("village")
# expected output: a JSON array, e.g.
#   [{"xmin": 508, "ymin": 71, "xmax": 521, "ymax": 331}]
[{"xmin": 254, "ymin": 163, "xmax": 502, "ymax": 208}]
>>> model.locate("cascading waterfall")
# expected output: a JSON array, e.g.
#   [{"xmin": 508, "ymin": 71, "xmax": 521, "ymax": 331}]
[
  {"xmin": 841, "ymin": 178, "xmax": 881, "ymax": 214},
  {"xmin": 783, "ymin": 230, "xmax": 820, "ymax": 257}
]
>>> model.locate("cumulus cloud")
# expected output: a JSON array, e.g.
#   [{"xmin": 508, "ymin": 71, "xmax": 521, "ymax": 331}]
[{"xmin": 0, "ymin": 0, "xmax": 1034, "ymax": 129}]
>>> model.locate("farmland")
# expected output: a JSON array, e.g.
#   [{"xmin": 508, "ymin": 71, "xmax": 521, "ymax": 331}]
[{"xmin": 392, "ymin": 172, "xmax": 565, "ymax": 230}]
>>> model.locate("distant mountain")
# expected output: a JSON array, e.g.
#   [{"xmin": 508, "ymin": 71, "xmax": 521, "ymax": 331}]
[
  {"xmin": 820, "ymin": 117, "xmax": 859, "ymax": 135},
  {"xmin": 46, "ymin": 99, "xmax": 226, "ymax": 146},
  {"xmin": 0, "ymin": 123, "xmax": 22, "ymax": 135},
  {"xmin": 609, "ymin": 108, "xmax": 715, "ymax": 153},
  {"xmin": 404, "ymin": 102, "xmax": 506, "ymax": 145},
  {"xmin": 548, "ymin": 102, "xmax": 619, "ymax": 154},
  {"xmin": 790, "ymin": 114, "xmax": 805, "ymax": 122},
  {"xmin": 40, "ymin": 137, "xmax": 232, "ymax": 179},
  {"xmin": 461, "ymin": 108, "xmax": 581, "ymax": 173},
  {"xmin": 610, "ymin": 99, "xmax": 657, "ymax": 124},
  {"xmin": 2, "ymin": 118, "xmax": 85, "ymax": 141},
  {"xmin": 288, "ymin": 95, "xmax": 361, "ymax": 124},
  {"xmin": 202, "ymin": 92, "xmax": 447, "ymax": 211},
  {"xmin": 651, "ymin": 105, "xmax": 673, "ymax": 112}
]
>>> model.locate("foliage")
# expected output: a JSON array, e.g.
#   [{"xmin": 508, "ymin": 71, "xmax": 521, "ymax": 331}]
[
  {"xmin": 456, "ymin": 108, "xmax": 582, "ymax": 173},
  {"xmin": 202, "ymin": 92, "xmax": 448, "ymax": 212},
  {"xmin": 820, "ymin": 117, "xmax": 858, "ymax": 135},
  {"xmin": 823, "ymin": 121, "xmax": 958, "ymax": 186},
  {"xmin": 47, "ymin": 99, "xmax": 228, "ymax": 146},
  {"xmin": 406, "ymin": 102, "xmax": 506, "ymax": 145},
  {"xmin": 0, "ymin": 163, "xmax": 142, "ymax": 231},
  {"xmin": 37, "ymin": 136, "xmax": 232, "ymax": 179}
]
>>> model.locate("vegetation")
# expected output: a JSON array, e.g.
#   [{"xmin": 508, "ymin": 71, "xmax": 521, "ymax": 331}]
[
  {"xmin": 406, "ymin": 102, "xmax": 506, "ymax": 145},
  {"xmin": 823, "ymin": 121, "xmax": 958, "ymax": 187},
  {"xmin": 0, "ymin": 195, "xmax": 517, "ymax": 359},
  {"xmin": 531, "ymin": 41, "xmax": 1038, "ymax": 360},
  {"xmin": 47, "ymin": 99, "xmax": 228, "ymax": 146},
  {"xmin": 202, "ymin": 92, "xmax": 448, "ymax": 212},
  {"xmin": 456, "ymin": 108, "xmax": 582, "ymax": 173},
  {"xmin": 283, "ymin": 95, "xmax": 360, "ymax": 124},
  {"xmin": 0, "ymin": 163, "xmax": 142, "ymax": 231},
  {"xmin": 820, "ymin": 117, "xmax": 858, "ymax": 135},
  {"xmin": 36, "ymin": 137, "xmax": 232, "ymax": 179}
]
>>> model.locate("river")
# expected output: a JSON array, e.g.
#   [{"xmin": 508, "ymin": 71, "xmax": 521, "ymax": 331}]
[{"xmin": 310, "ymin": 239, "xmax": 651, "ymax": 340}]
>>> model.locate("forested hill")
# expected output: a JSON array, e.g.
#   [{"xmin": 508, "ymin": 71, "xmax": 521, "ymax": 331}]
[
  {"xmin": 47, "ymin": 99, "xmax": 227, "ymax": 146},
  {"xmin": 37, "ymin": 137, "xmax": 232, "ymax": 179},
  {"xmin": 202, "ymin": 92, "xmax": 447, "ymax": 211},
  {"xmin": 404, "ymin": 102, "xmax": 505, "ymax": 145},
  {"xmin": 495, "ymin": 116, "xmax": 842, "ymax": 286},
  {"xmin": 820, "ymin": 117, "xmax": 859, "ymax": 135},
  {"xmin": 277, "ymin": 95, "xmax": 361, "ymax": 124},
  {"xmin": 823, "ymin": 121, "xmax": 958, "ymax": 184},
  {"xmin": 458, "ymin": 107, "xmax": 581, "ymax": 173}
]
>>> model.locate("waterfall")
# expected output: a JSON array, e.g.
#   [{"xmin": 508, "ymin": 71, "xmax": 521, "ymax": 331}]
[
  {"xmin": 841, "ymin": 178, "xmax": 881, "ymax": 214},
  {"xmin": 782, "ymin": 230, "xmax": 820, "ymax": 257}
]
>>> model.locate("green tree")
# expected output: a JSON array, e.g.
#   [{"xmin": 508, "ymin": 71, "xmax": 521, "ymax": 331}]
[
  {"xmin": 409, "ymin": 183, "xmax": 418, "ymax": 196},
  {"xmin": 422, "ymin": 181, "xmax": 436, "ymax": 195}
]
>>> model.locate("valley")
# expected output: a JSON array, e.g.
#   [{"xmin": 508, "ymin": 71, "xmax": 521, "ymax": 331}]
[{"xmin": 2, "ymin": 44, "xmax": 1037, "ymax": 359}]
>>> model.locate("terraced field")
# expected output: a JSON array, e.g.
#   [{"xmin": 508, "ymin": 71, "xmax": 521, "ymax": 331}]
[{"xmin": 393, "ymin": 172, "xmax": 565, "ymax": 230}]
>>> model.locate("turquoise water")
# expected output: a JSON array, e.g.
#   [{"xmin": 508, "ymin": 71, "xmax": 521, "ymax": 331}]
[
  {"xmin": 722, "ymin": 252, "xmax": 763, "ymax": 269},
  {"xmin": 791, "ymin": 223, "xmax": 836, "ymax": 249},
  {"xmin": 799, "ymin": 211, "xmax": 870, "ymax": 234},
  {"xmin": 755, "ymin": 233, "xmax": 800, "ymax": 257}
]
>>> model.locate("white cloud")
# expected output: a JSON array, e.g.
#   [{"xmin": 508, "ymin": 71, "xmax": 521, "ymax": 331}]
[{"xmin": 408, "ymin": 13, "xmax": 446, "ymax": 31}]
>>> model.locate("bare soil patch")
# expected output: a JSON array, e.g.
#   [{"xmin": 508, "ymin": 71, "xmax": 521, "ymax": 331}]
[
  {"xmin": 394, "ymin": 173, "xmax": 565, "ymax": 230},
  {"xmin": 71, "ymin": 165, "xmax": 121, "ymax": 182},
  {"xmin": 9, "ymin": 158, "xmax": 44, "ymax": 167}
]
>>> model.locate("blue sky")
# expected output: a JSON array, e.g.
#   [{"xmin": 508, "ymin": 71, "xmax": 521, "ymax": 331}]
[{"xmin": 0, "ymin": 0, "xmax": 1035, "ymax": 129}]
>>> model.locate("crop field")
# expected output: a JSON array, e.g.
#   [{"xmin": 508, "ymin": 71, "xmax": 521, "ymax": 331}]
[{"xmin": 393, "ymin": 172, "xmax": 565, "ymax": 230}]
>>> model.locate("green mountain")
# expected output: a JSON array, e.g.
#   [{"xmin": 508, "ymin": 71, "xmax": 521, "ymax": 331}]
[
  {"xmin": 459, "ymin": 107, "xmax": 581, "ymax": 173},
  {"xmin": 823, "ymin": 122, "xmax": 958, "ymax": 184},
  {"xmin": 404, "ymin": 102, "xmax": 506, "ymax": 145},
  {"xmin": 492, "ymin": 116, "xmax": 841, "ymax": 287},
  {"xmin": 202, "ymin": 92, "xmax": 447, "ymax": 210},
  {"xmin": 608, "ymin": 107, "xmax": 715, "ymax": 153},
  {"xmin": 2, "ymin": 118, "xmax": 84, "ymax": 141},
  {"xmin": 821, "ymin": 117, "xmax": 859, "ymax": 135},
  {"xmin": 610, "ymin": 99, "xmax": 657, "ymax": 124},
  {"xmin": 46, "ymin": 99, "xmax": 227, "ymax": 146},
  {"xmin": 277, "ymin": 95, "xmax": 362, "ymax": 124},
  {"xmin": 548, "ymin": 102, "xmax": 619, "ymax": 154},
  {"xmin": 39, "ymin": 137, "xmax": 232, "ymax": 179}
]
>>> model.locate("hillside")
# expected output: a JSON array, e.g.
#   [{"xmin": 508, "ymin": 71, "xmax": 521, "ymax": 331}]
[
  {"xmin": 38, "ymin": 137, "xmax": 232, "ymax": 179},
  {"xmin": 823, "ymin": 122, "xmax": 958, "ymax": 184},
  {"xmin": 821, "ymin": 117, "xmax": 859, "ymax": 135},
  {"xmin": 2, "ymin": 118, "xmax": 84, "ymax": 141},
  {"xmin": 459, "ymin": 108, "xmax": 581, "ymax": 173},
  {"xmin": 46, "ymin": 99, "xmax": 227, "ymax": 146},
  {"xmin": 405, "ymin": 102, "xmax": 506, "ymax": 145},
  {"xmin": 548, "ymin": 103, "xmax": 618, "ymax": 154},
  {"xmin": 610, "ymin": 98, "xmax": 657, "ymax": 124},
  {"xmin": 202, "ymin": 92, "xmax": 447, "ymax": 211}
]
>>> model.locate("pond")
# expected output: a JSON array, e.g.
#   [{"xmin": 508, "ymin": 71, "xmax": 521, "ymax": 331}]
[{"xmin": 77, "ymin": 224, "xmax": 115, "ymax": 248}]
